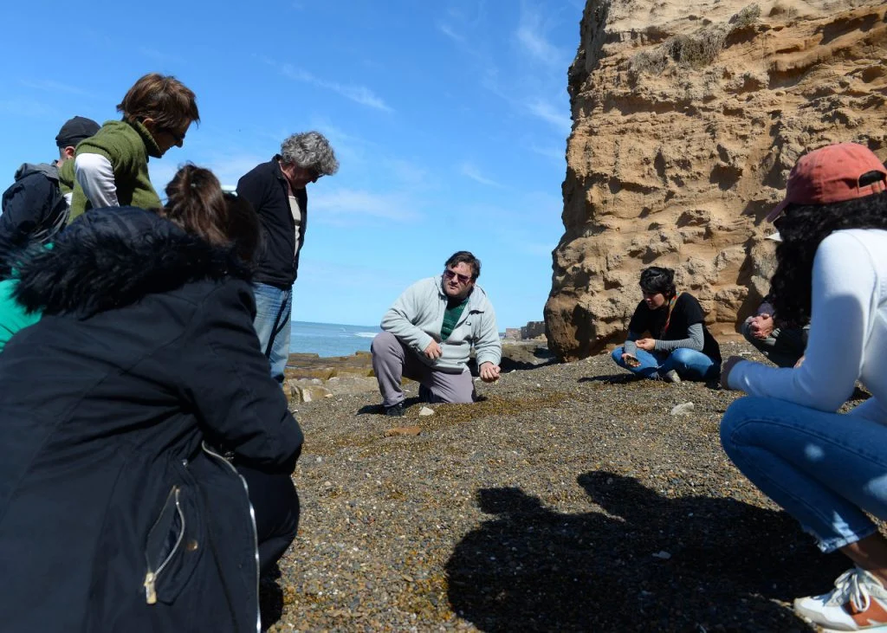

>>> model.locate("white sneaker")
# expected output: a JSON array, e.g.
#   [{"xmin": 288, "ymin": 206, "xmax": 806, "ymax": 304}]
[{"xmin": 794, "ymin": 568, "xmax": 887, "ymax": 632}]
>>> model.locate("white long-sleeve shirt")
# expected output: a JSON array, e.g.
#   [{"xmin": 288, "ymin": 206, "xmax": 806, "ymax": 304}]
[
  {"xmin": 74, "ymin": 152, "xmax": 118, "ymax": 209},
  {"xmin": 728, "ymin": 229, "xmax": 887, "ymax": 421}
]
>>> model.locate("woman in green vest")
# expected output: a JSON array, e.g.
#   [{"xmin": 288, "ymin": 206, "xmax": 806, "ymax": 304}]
[{"xmin": 69, "ymin": 72, "xmax": 200, "ymax": 220}]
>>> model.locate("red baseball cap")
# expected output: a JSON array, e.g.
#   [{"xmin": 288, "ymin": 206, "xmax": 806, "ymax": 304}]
[{"xmin": 766, "ymin": 142, "xmax": 887, "ymax": 222}]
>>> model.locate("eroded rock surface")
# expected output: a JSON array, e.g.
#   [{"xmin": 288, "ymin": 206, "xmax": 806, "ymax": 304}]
[{"xmin": 546, "ymin": 0, "xmax": 887, "ymax": 360}]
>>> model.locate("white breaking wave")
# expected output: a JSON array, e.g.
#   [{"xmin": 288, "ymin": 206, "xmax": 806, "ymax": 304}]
[{"xmin": 354, "ymin": 331, "xmax": 379, "ymax": 339}]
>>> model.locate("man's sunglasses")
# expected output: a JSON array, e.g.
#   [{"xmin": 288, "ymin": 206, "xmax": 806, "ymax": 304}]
[{"xmin": 443, "ymin": 269, "xmax": 472, "ymax": 284}]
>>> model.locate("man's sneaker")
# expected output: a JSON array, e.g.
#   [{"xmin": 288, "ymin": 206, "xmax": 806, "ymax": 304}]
[
  {"xmin": 794, "ymin": 568, "xmax": 887, "ymax": 632},
  {"xmin": 384, "ymin": 402, "xmax": 405, "ymax": 417},
  {"xmin": 662, "ymin": 369, "xmax": 682, "ymax": 384}
]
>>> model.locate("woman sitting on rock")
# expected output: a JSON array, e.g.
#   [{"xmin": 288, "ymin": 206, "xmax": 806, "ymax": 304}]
[
  {"xmin": 720, "ymin": 142, "xmax": 887, "ymax": 632},
  {"xmin": 0, "ymin": 165, "xmax": 303, "ymax": 632},
  {"xmin": 610, "ymin": 266, "xmax": 721, "ymax": 383}
]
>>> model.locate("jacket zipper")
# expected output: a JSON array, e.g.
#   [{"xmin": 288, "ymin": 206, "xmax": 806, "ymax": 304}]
[
  {"xmin": 143, "ymin": 486, "xmax": 185, "ymax": 605},
  {"xmin": 201, "ymin": 441, "xmax": 262, "ymax": 633}
]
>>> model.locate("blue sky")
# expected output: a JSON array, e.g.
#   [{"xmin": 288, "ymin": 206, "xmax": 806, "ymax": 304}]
[{"xmin": 1, "ymin": 0, "xmax": 582, "ymax": 329}]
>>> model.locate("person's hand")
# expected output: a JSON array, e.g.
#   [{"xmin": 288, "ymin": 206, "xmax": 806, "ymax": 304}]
[
  {"xmin": 749, "ymin": 314, "xmax": 775, "ymax": 339},
  {"xmin": 720, "ymin": 355, "xmax": 744, "ymax": 390},
  {"xmin": 794, "ymin": 354, "xmax": 805, "ymax": 368},
  {"xmin": 479, "ymin": 362, "xmax": 500, "ymax": 382},
  {"xmin": 621, "ymin": 353, "xmax": 641, "ymax": 368},
  {"xmin": 424, "ymin": 340, "xmax": 442, "ymax": 360},
  {"xmin": 635, "ymin": 338, "xmax": 656, "ymax": 351}
]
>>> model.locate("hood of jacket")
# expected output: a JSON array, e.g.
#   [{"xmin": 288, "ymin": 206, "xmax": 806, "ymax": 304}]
[
  {"xmin": 13, "ymin": 162, "xmax": 59, "ymax": 183},
  {"xmin": 7, "ymin": 206, "xmax": 251, "ymax": 317}
]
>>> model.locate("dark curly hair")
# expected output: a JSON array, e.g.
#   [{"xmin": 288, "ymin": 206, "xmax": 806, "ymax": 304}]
[
  {"xmin": 445, "ymin": 251, "xmax": 481, "ymax": 280},
  {"xmin": 770, "ymin": 191, "xmax": 887, "ymax": 324},
  {"xmin": 639, "ymin": 266, "xmax": 676, "ymax": 298}
]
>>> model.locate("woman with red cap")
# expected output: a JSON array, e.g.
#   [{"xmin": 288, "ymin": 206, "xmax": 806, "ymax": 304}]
[{"xmin": 720, "ymin": 142, "xmax": 887, "ymax": 632}]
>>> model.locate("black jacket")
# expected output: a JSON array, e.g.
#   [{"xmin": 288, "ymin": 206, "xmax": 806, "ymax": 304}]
[
  {"xmin": 0, "ymin": 207, "xmax": 303, "ymax": 632},
  {"xmin": 0, "ymin": 162, "xmax": 68, "ymax": 246},
  {"xmin": 237, "ymin": 157, "xmax": 308, "ymax": 289}
]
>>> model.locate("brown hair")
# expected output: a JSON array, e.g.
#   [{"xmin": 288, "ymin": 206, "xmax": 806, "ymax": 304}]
[
  {"xmin": 163, "ymin": 164, "xmax": 261, "ymax": 263},
  {"xmin": 117, "ymin": 73, "xmax": 200, "ymax": 132},
  {"xmin": 445, "ymin": 251, "xmax": 481, "ymax": 279}
]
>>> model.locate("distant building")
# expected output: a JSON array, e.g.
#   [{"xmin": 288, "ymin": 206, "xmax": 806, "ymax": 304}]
[{"xmin": 520, "ymin": 321, "xmax": 546, "ymax": 339}]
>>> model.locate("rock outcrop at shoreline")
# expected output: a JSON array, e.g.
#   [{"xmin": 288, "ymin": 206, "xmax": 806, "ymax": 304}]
[
  {"xmin": 283, "ymin": 341, "xmax": 555, "ymax": 402},
  {"xmin": 545, "ymin": 0, "xmax": 887, "ymax": 360}
]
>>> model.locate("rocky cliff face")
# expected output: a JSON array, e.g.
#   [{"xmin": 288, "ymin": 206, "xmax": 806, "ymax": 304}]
[{"xmin": 545, "ymin": 0, "xmax": 887, "ymax": 360}]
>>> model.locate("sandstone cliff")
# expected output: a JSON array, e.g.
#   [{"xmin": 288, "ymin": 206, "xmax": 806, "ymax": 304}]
[{"xmin": 545, "ymin": 0, "xmax": 887, "ymax": 360}]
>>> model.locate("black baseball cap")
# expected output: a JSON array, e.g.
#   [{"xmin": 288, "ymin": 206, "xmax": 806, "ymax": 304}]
[{"xmin": 55, "ymin": 116, "xmax": 101, "ymax": 148}]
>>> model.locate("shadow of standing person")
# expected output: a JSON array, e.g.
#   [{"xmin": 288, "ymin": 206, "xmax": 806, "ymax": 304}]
[{"xmin": 446, "ymin": 472, "xmax": 846, "ymax": 632}]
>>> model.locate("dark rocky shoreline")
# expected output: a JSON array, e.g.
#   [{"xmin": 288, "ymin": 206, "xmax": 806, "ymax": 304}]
[{"xmin": 264, "ymin": 341, "xmax": 860, "ymax": 632}]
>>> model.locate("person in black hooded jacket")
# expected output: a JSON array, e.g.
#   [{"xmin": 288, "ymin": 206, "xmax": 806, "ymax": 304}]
[{"xmin": 0, "ymin": 165, "xmax": 303, "ymax": 632}]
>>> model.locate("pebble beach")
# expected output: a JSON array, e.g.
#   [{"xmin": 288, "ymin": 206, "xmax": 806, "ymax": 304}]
[{"xmin": 263, "ymin": 341, "xmax": 863, "ymax": 632}]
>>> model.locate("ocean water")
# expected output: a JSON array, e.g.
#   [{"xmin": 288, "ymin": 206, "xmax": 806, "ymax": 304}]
[{"xmin": 289, "ymin": 320, "xmax": 380, "ymax": 357}]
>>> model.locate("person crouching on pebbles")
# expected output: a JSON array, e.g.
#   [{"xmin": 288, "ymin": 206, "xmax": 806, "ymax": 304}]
[
  {"xmin": 611, "ymin": 266, "xmax": 721, "ymax": 383},
  {"xmin": 371, "ymin": 251, "xmax": 501, "ymax": 416},
  {"xmin": 720, "ymin": 142, "xmax": 887, "ymax": 632}
]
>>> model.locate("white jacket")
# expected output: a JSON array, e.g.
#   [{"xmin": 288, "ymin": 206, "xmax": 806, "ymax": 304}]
[{"xmin": 729, "ymin": 229, "xmax": 887, "ymax": 421}]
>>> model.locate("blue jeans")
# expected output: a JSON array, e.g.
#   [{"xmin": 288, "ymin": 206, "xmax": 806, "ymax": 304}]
[
  {"xmin": 252, "ymin": 282, "xmax": 292, "ymax": 384},
  {"xmin": 610, "ymin": 346, "xmax": 719, "ymax": 381},
  {"xmin": 721, "ymin": 396, "xmax": 887, "ymax": 552}
]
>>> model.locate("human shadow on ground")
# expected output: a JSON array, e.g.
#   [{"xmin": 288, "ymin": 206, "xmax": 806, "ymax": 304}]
[
  {"xmin": 470, "ymin": 354, "xmax": 557, "ymax": 375},
  {"xmin": 356, "ymin": 396, "xmax": 425, "ymax": 416},
  {"xmin": 578, "ymin": 373, "xmax": 644, "ymax": 384},
  {"xmin": 357, "ymin": 393, "xmax": 494, "ymax": 416},
  {"xmin": 578, "ymin": 373, "xmax": 725, "ymax": 390},
  {"xmin": 446, "ymin": 472, "xmax": 847, "ymax": 632},
  {"xmin": 259, "ymin": 582, "xmax": 283, "ymax": 631}
]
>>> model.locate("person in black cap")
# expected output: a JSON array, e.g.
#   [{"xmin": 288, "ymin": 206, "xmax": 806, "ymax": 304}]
[{"xmin": 0, "ymin": 116, "xmax": 100, "ymax": 246}]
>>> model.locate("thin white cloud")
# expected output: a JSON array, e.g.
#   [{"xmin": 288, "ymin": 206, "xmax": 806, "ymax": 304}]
[
  {"xmin": 437, "ymin": 9, "xmax": 496, "ymax": 75},
  {"xmin": 459, "ymin": 162, "xmax": 503, "ymax": 188},
  {"xmin": 138, "ymin": 47, "xmax": 184, "ymax": 64},
  {"xmin": 515, "ymin": 3, "xmax": 570, "ymax": 68},
  {"xmin": 203, "ymin": 154, "xmax": 268, "ymax": 188},
  {"xmin": 438, "ymin": 22, "xmax": 466, "ymax": 43},
  {"xmin": 148, "ymin": 163, "xmax": 178, "ymax": 198},
  {"xmin": 0, "ymin": 99, "xmax": 57, "ymax": 118},
  {"xmin": 526, "ymin": 98, "xmax": 571, "ymax": 133},
  {"xmin": 511, "ymin": 237, "xmax": 555, "ymax": 257},
  {"xmin": 311, "ymin": 188, "xmax": 419, "ymax": 224},
  {"xmin": 439, "ymin": 5, "xmax": 571, "ymax": 135},
  {"xmin": 281, "ymin": 64, "xmax": 393, "ymax": 113},
  {"xmin": 20, "ymin": 79, "xmax": 90, "ymax": 96},
  {"xmin": 301, "ymin": 119, "xmax": 370, "ymax": 170},
  {"xmin": 531, "ymin": 143, "xmax": 565, "ymax": 162},
  {"xmin": 384, "ymin": 158, "xmax": 431, "ymax": 188}
]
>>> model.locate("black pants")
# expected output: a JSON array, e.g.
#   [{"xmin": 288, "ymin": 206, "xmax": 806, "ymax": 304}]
[{"xmin": 236, "ymin": 466, "xmax": 300, "ymax": 576}]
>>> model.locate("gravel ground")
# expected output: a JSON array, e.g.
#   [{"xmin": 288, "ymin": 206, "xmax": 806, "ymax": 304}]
[{"xmin": 262, "ymin": 341, "xmax": 863, "ymax": 632}]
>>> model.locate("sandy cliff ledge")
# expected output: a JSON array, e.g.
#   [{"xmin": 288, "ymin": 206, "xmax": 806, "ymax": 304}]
[{"xmin": 545, "ymin": 0, "xmax": 887, "ymax": 360}]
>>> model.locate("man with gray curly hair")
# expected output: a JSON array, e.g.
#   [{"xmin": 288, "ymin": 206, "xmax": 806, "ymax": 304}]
[{"xmin": 237, "ymin": 131, "xmax": 339, "ymax": 383}]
